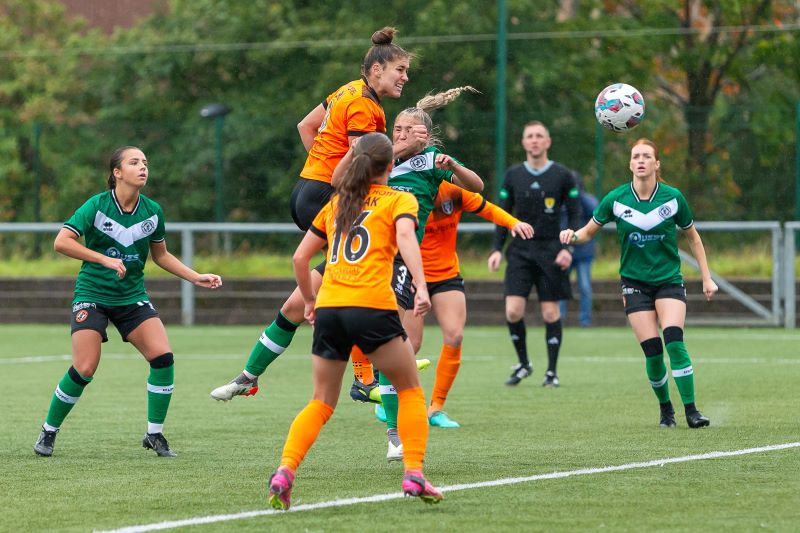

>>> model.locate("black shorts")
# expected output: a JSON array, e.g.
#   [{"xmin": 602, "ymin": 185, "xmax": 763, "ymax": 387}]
[
  {"xmin": 504, "ymin": 241, "xmax": 571, "ymax": 301},
  {"xmin": 392, "ymin": 255, "xmax": 414, "ymax": 310},
  {"xmin": 312, "ymin": 307, "xmax": 407, "ymax": 361},
  {"xmin": 620, "ymin": 277, "xmax": 687, "ymax": 315},
  {"xmin": 290, "ymin": 178, "xmax": 334, "ymax": 231},
  {"xmin": 428, "ymin": 276, "xmax": 465, "ymax": 297},
  {"xmin": 70, "ymin": 300, "xmax": 159, "ymax": 342}
]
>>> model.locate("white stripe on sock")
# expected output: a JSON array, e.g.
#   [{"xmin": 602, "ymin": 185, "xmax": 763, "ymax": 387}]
[
  {"xmin": 259, "ymin": 332, "xmax": 286, "ymax": 354},
  {"xmin": 54, "ymin": 385, "xmax": 79, "ymax": 404},
  {"xmin": 147, "ymin": 383, "xmax": 174, "ymax": 394},
  {"xmin": 672, "ymin": 366, "xmax": 693, "ymax": 378},
  {"xmin": 649, "ymin": 375, "xmax": 668, "ymax": 388},
  {"xmin": 147, "ymin": 423, "xmax": 164, "ymax": 434}
]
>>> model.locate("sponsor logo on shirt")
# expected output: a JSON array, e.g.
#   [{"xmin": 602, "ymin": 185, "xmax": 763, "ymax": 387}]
[
  {"xmin": 106, "ymin": 246, "xmax": 141, "ymax": 263},
  {"xmin": 628, "ymin": 232, "xmax": 666, "ymax": 248}
]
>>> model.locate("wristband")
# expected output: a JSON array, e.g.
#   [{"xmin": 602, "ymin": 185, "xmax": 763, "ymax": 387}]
[{"xmin": 572, "ymin": 233, "xmax": 579, "ymax": 242}]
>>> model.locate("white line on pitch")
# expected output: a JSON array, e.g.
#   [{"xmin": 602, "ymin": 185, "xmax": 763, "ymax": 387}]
[{"xmin": 95, "ymin": 441, "xmax": 800, "ymax": 533}]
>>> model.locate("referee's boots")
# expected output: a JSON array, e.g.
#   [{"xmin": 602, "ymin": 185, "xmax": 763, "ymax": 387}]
[{"xmin": 504, "ymin": 363, "xmax": 533, "ymax": 386}]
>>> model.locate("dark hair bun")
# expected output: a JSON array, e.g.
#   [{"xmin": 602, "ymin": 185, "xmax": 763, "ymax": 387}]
[{"xmin": 371, "ymin": 27, "xmax": 396, "ymax": 45}]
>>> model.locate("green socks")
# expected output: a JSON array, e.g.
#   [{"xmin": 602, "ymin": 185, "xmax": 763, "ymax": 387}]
[
  {"xmin": 664, "ymin": 326, "xmax": 695, "ymax": 405},
  {"xmin": 44, "ymin": 366, "xmax": 93, "ymax": 429},
  {"xmin": 379, "ymin": 371, "xmax": 399, "ymax": 430},
  {"xmin": 147, "ymin": 353, "xmax": 175, "ymax": 428},
  {"xmin": 244, "ymin": 311, "xmax": 299, "ymax": 376},
  {"xmin": 640, "ymin": 337, "xmax": 670, "ymax": 403}
]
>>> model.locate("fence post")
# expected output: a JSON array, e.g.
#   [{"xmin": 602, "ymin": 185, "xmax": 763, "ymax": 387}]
[
  {"xmin": 181, "ymin": 228, "xmax": 195, "ymax": 326},
  {"xmin": 785, "ymin": 223, "xmax": 797, "ymax": 329}
]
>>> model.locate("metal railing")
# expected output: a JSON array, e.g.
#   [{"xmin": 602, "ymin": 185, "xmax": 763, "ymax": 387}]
[{"xmin": 1, "ymin": 221, "xmax": 796, "ymax": 327}]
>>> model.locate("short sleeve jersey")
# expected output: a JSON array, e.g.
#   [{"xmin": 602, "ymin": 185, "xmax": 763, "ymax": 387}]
[
  {"xmin": 63, "ymin": 190, "xmax": 166, "ymax": 305},
  {"xmin": 422, "ymin": 181, "xmax": 519, "ymax": 282},
  {"xmin": 593, "ymin": 181, "xmax": 693, "ymax": 285},
  {"xmin": 389, "ymin": 146, "xmax": 455, "ymax": 242},
  {"xmin": 310, "ymin": 184, "xmax": 418, "ymax": 310},
  {"xmin": 300, "ymin": 78, "xmax": 386, "ymax": 184}
]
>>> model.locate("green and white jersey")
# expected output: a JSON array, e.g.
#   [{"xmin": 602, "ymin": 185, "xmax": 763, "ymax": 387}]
[
  {"xmin": 63, "ymin": 189, "xmax": 166, "ymax": 306},
  {"xmin": 389, "ymin": 146, "xmax": 455, "ymax": 242},
  {"xmin": 593, "ymin": 181, "xmax": 693, "ymax": 285}
]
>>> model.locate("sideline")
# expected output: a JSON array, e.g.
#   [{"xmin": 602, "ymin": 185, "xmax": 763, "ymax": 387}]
[{"xmin": 96, "ymin": 441, "xmax": 800, "ymax": 533}]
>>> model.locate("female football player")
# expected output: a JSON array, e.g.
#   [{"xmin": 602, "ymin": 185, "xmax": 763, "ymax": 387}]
[
  {"xmin": 267, "ymin": 132, "xmax": 442, "ymax": 509},
  {"xmin": 560, "ymin": 138, "xmax": 717, "ymax": 429},
  {"xmin": 34, "ymin": 146, "xmax": 222, "ymax": 457}
]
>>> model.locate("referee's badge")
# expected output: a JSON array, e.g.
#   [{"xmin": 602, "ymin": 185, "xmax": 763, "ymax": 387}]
[
  {"xmin": 442, "ymin": 200, "xmax": 454, "ymax": 215},
  {"xmin": 544, "ymin": 197, "xmax": 556, "ymax": 213}
]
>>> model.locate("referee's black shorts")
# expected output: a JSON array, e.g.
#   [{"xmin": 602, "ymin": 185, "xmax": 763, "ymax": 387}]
[{"xmin": 504, "ymin": 240, "xmax": 571, "ymax": 302}]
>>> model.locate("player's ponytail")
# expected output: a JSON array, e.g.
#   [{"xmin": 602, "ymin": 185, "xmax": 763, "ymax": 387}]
[
  {"xmin": 107, "ymin": 145, "xmax": 140, "ymax": 189},
  {"xmin": 397, "ymin": 86, "xmax": 479, "ymax": 147},
  {"xmin": 334, "ymin": 133, "xmax": 393, "ymax": 236}
]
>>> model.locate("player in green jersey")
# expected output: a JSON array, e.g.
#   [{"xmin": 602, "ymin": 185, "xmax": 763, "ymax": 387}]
[
  {"xmin": 560, "ymin": 139, "xmax": 717, "ymax": 429},
  {"xmin": 335, "ymin": 87, "xmax": 484, "ymax": 459},
  {"xmin": 33, "ymin": 146, "xmax": 222, "ymax": 457}
]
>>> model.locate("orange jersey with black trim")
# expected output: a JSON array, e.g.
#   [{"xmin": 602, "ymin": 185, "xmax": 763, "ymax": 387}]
[
  {"xmin": 311, "ymin": 184, "xmax": 418, "ymax": 310},
  {"xmin": 421, "ymin": 181, "xmax": 520, "ymax": 282},
  {"xmin": 300, "ymin": 79, "xmax": 386, "ymax": 184}
]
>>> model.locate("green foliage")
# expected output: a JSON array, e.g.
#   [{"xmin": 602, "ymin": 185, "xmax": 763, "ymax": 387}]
[{"xmin": 1, "ymin": 0, "xmax": 799, "ymax": 227}]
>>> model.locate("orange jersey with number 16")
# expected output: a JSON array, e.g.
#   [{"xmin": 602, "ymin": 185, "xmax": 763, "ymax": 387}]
[
  {"xmin": 300, "ymin": 79, "xmax": 386, "ymax": 184},
  {"xmin": 422, "ymin": 181, "xmax": 521, "ymax": 282},
  {"xmin": 310, "ymin": 184, "xmax": 418, "ymax": 310}
]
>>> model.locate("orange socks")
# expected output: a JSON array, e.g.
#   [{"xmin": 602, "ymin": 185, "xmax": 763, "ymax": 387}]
[
  {"xmin": 430, "ymin": 344, "xmax": 461, "ymax": 413},
  {"xmin": 397, "ymin": 386, "xmax": 428, "ymax": 471},
  {"xmin": 351, "ymin": 346, "xmax": 375, "ymax": 384},
  {"xmin": 279, "ymin": 399, "xmax": 334, "ymax": 472}
]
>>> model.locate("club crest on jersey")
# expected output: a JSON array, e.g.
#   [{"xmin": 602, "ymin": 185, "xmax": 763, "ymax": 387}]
[
  {"xmin": 409, "ymin": 155, "xmax": 428, "ymax": 170},
  {"xmin": 441, "ymin": 200, "xmax": 454, "ymax": 215},
  {"xmin": 141, "ymin": 219, "xmax": 156, "ymax": 234},
  {"xmin": 544, "ymin": 197, "xmax": 556, "ymax": 213},
  {"xmin": 658, "ymin": 205, "xmax": 673, "ymax": 219}
]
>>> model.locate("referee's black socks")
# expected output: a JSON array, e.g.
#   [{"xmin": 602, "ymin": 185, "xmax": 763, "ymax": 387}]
[
  {"xmin": 545, "ymin": 320, "xmax": 562, "ymax": 373},
  {"xmin": 506, "ymin": 319, "xmax": 530, "ymax": 367}
]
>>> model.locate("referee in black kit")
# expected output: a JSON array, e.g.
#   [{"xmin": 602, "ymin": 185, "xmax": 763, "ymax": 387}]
[{"xmin": 488, "ymin": 121, "xmax": 582, "ymax": 387}]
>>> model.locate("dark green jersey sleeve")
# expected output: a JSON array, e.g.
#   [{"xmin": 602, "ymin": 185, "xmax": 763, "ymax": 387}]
[
  {"xmin": 63, "ymin": 195, "xmax": 99, "ymax": 236},
  {"xmin": 593, "ymin": 191, "xmax": 615, "ymax": 225},
  {"xmin": 674, "ymin": 190, "xmax": 693, "ymax": 229}
]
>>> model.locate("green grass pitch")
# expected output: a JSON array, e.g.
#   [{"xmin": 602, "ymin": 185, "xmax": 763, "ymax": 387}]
[{"xmin": 2, "ymin": 324, "xmax": 799, "ymax": 532}]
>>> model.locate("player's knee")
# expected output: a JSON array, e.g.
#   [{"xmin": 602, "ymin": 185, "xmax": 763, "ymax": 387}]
[
  {"xmin": 541, "ymin": 309, "xmax": 560, "ymax": 323},
  {"xmin": 71, "ymin": 362, "xmax": 96, "ymax": 380},
  {"xmin": 149, "ymin": 352, "xmax": 174, "ymax": 368},
  {"xmin": 441, "ymin": 329, "xmax": 463, "ymax": 346},
  {"xmin": 663, "ymin": 326, "xmax": 684, "ymax": 344},
  {"xmin": 640, "ymin": 337, "xmax": 663, "ymax": 357}
]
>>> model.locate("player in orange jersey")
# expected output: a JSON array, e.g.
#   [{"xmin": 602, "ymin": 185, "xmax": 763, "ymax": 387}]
[
  {"xmin": 399, "ymin": 181, "xmax": 533, "ymax": 428},
  {"xmin": 211, "ymin": 27, "xmax": 414, "ymax": 402},
  {"xmin": 267, "ymin": 133, "xmax": 443, "ymax": 510}
]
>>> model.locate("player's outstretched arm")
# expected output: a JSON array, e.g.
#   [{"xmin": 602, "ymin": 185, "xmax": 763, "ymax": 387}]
[
  {"xmin": 438, "ymin": 155, "xmax": 484, "ymax": 193},
  {"xmin": 150, "ymin": 241, "xmax": 221, "ymax": 288},
  {"xmin": 560, "ymin": 219, "xmax": 603, "ymax": 246}
]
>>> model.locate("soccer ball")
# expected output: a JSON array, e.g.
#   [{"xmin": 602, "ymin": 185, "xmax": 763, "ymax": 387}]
[{"xmin": 594, "ymin": 83, "xmax": 645, "ymax": 132}]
